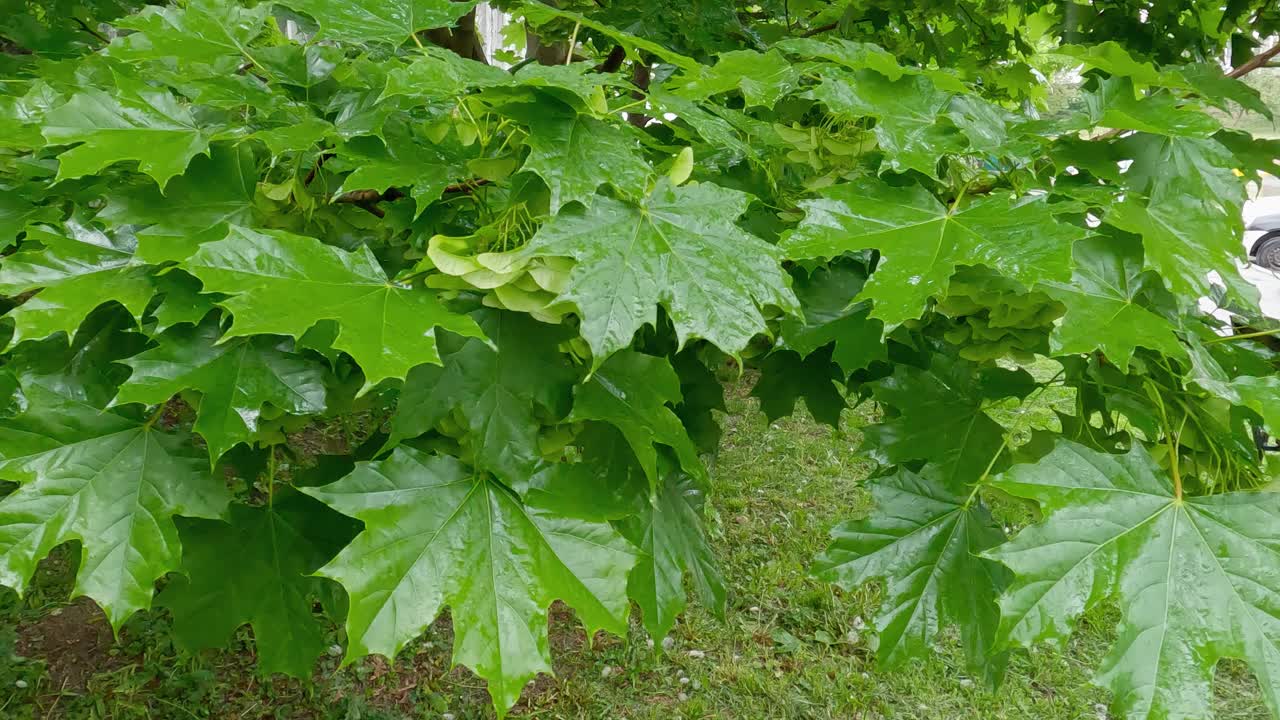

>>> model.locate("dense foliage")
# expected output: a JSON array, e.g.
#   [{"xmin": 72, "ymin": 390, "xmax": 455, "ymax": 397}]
[{"xmin": 2, "ymin": 0, "xmax": 1280, "ymax": 717}]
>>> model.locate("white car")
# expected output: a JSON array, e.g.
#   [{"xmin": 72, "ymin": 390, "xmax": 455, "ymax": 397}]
[
  {"xmin": 1243, "ymin": 195, "xmax": 1280, "ymax": 320},
  {"xmin": 1245, "ymin": 196, "xmax": 1280, "ymax": 270}
]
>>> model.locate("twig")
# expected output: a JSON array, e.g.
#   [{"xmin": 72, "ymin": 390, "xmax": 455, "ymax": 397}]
[
  {"xmin": 801, "ymin": 21, "xmax": 838, "ymax": 38},
  {"xmin": 331, "ymin": 180, "xmax": 491, "ymax": 217},
  {"xmin": 1228, "ymin": 42, "xmax": 1280, "ymax": 79},
  {"xmin": 71, "ymin": 17, "xmax": 110, "ymax": 45}
]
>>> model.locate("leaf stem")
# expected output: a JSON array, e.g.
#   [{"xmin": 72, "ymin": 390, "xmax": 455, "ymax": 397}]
[
  {"xmin": 967, "ymin": 435, "xmax": 1011, "ymax": 508},
  {"xmin": 565, "ymin": 22, "xmax": 581, "ymax": 66},
  {"xmin": 1204, "ymin": 327, "xmax": 1280, "ymax": 344},
  {"xmin": 143, "ymin": 402, "xmax": 169, "ymax": 430}
]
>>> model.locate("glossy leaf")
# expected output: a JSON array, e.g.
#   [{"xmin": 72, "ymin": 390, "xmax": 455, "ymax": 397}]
[
  {"xmin": 0, "ymin": 383, "xmax": 230, "ymax": 629},
  {"xmin": 495, "ymin": 180, "xmax": 797, "ymax": 363},
  {"xmin": 0, "ymin": 222, "xmax": 154, "ymax": 347},
  {"xmin": 304, "ymin": 448, "xmax": 636, "ymax": 715},
  {"xmin": 158, "ymin": 495, "xmax": 355, "ymax": 678},
  {"xmin": 616, "ymin": 471, "xmax": 726, "ymax": 642},
  {"xmin": 569, "ymin": 350, "xmax": 707, "ymax": 488},
  {"xmin": 990, "ymin": 440, "xmax": 1280, "ymax": 720},
  {"xmin": 115, "ymin": 318, "xmax": 328, "ymax": 462},
  {"xmin": 784, "ymin": 179, "xmax": 1084, "ymax": 326},
  {"xmin": 277, "ymin": 0, "xmax": 476, "ymax": 45},
  {"xmin": 387, "ymin": 311, "xmax": 577, "ymax": 483},
  {"xmin": 182, "ymin": 226, "xmax": 484, "ymax": 391},
  {"xmin": 815, "ymin": 466, "xmax": 1009, "ymax": 683},
  {"xmin": 42, "ymin": 80, "xmax": 212, "ymax": 188}
]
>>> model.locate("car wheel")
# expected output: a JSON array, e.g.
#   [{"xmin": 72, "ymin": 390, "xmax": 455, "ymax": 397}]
[{"xmin": 1256, "ymin": 232, "xmax": 1280, "ymax": 270}]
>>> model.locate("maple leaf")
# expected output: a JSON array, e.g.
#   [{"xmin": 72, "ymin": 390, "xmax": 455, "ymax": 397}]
[
  {"xmin": 387, "ymin": 311, "xmax": 578, "ymax": 483},
  {"xmin": 1040, "ymin": 234, "xmax": 1185, "ymax": 371},
  {"xmin": 0, "ymin": 383, "xmax": 230, "ymax": 629},
  {"xmin": 115, "ymin": 317, "xmax": 328, "ymax": 463},
  {"xmin": 990, "ymin": 440, "xmax": 1280, "ymax": 720},
  {"xmin": 276, "ymin": 0, "xmax": 477, "ymax": 45},
  {"xmin": 304, "ymin": 448, "xmax": 636, "ymax": 716},
  {"xmin": 489, "ymin": 180, "xmax": 797, "ymax": 363},
  {"xmin": 615, "ymin": 471, "xmax": 727, "ymax": 642},
  {"xmin": 0, "ymin": 221, "xmax": 154, "ymax": 347},
  {"xmin": 863, "ymin": 355, "xmax": 1009, "ymax": 484},
  {"xmin": 158, "ymin": 496, "xmax": 356, "ymax": 678},
  {"xmin": 783, "ymin": 179, "xmax": 1084, "ymax": 327},
  {"xmin": 505, "ymin": 102, "xmax": 651, "ymax": 212},
  {"xmin": 568, "ymin": 350, "xmax": 707, "ymax": 489},
  {"xmin": 41, "ymin": 78, "xmax": 213, "ymax": 189},
  {"xmin": 815, "ymin": 466, "xmax": 1009, "ymax": 684},
  {"xmin": 181, "ymin": 226, "xmax": 484, "ymax": 391}
]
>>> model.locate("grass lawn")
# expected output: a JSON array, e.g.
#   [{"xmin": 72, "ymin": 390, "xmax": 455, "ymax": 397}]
[{"xmin": 0, "ymin": 380, "xmax": 1271, "ymax": 719}]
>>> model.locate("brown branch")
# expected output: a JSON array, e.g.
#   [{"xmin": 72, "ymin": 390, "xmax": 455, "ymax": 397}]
[
  {"xmin": 627, "ymin": 62, "xmax": 652, "ymax": 128},
  {"xmin": 332, "ymin": 180, "xmax": 490, "ymax": 217},
  {"xmin": 421, "ymin": 5, "xmax": 488, "ymax": 63},
  {"xmin": 595, "ymin": 45, "xmax": 627, "ymax": 73},
  {"xmin": 1228, "ymin": 42, "xmax": 1280, "ymax": 78},
  {"xmin": 801, "ymin": 21, "xmax": 838, "ymax": 38},
  {"xmin": 71, "ymin": 17, "xmax": 110, "ymax": 45}
]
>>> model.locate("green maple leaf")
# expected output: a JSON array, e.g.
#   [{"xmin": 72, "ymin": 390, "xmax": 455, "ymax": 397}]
[
  {"xmin": 646, "ymin": 90, "xmax": 753, "ymax": 164},
  {"xmin": 336, "ymin": 120, "xmax": 471, "ymax": 216},
  {"xmin": 0, "ymin": 222, "xmax": 154, "ymax": 347},
  {"xmin": 115, "ymin": 317, "xmax": 328, "ymax": 463},
  {"xmin": 1055, "ymin": 42, "xmax": 1172, "ymax": 87},
  {"xmin": 678, "ymin": 49, "xmax": 801, "ymax": 108},
  {"xmin": 387, "ymin": 311, "xmax": 578, "ymax": 483},
  {"xmin": 493, "ymin": 179, "xmax": 797, "ymax": 363},
  {"xmin": 158, "ymin": 495, "xmax": 355, "ymax": 678},
  {"xmin": 989, "ymin": 440, "xmax": 1280, "ymax": 720},
  {"xmin": 783, "ymin": 179, "xmax": 1084, "ymax": 327},
  {"xmin": 181, "ymin": 226, "xmax": 484, "ymax": 391},
  {"xmin": 5, "ymin": 306, "xmax": 149, "ymax": 409},
  {"xmin": 256, "ymin": 44, "xmax": 344, "ymax": 89},
  {"xmin": 1232, "ymin": 376, "xmax": 1280, "ymax": 434},
  {"xmin": 508, "ymin": 62, "xmax": 612, "ymax": 110},
  {"xmin": 277, "ymin": 0, "xmax": 477, "ymax": 45},
  {"xmin": 382, "ymin": 46, "xmax": 514, "ymax": 102},
  {"xmin": 522, "ymin": 424, "xmax": 648, "ymax": 521},
  {"xmin": 808, "ymin": 68, "xmax": 964, "ymax": 177},
  {"xmin": 0, "ymin": 193, "xmax": 59, "ymax": 251},
  {"xmin": 1177, "ymin": 64, "xmax": 1272, "ymax": 119},
  {"xmin": 110, "ymin": 0, "xmax": 269, "ymax": 65},
  {"xmin": 507, "ymin": 102, "xmax": 651, "ymax": 212},
  {"xmin": 1040, "ymin": 235, "xmax": 1185, "ymax": 371},
  {"xmin": 568, "ymin": 350, "xmax": 707, "ymax": 489},
  {"xmin": 775, "ymin": 37, "xmax": 904, "ymax": 80},
  {"xmin": 42, "ymin": 78, "xmax": 213, "ymax": 188},
  {"xmin": 864, "ymin": 356, "xmax": 1008, "ymax": 483},
  {"xmin": 304, "ymin": 448, "xmax": 636, "ymax": 716},
  {"xmin": 145, "ymin": 270, "xmax": 220, "ymax": 333},
  {"xmin": 814, "ymin": 465, "xmax": 1009, "ymax": 683},
  {"xmin": 99, "ymin": 143, "xmax": 259, "ymax": 264},
  {"xmin": 0, "ymin": 383, "xmax": 230, "ymax": 629},
  {"xmin": 1084, "ymin": 77, "xmax": 1219, "ymax": 137},
  {"xmin": 616, "ymin": 471, "xmax": 726, "ymax": 642},
  {"xmin": 1106, "ymin": 181, "xmax": 1246, "ymax": 302},
  {"xmin": 751, "ymin": 348, "xmax": 847, "ymax": 428},
  {"xmin": 780, "ymin": 263, "xmax": 886, "ymax": 375}
]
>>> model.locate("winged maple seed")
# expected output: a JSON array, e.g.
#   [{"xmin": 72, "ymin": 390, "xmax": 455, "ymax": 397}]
[{"xmin": 1, "ymin": 0, "xmax": 1278, "ymax": 717}]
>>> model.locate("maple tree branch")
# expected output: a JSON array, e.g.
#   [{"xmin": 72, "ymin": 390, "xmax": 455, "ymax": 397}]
[
  {"xmin": 1228, "ymin": 42, "xmax": 1280, "ymax": 78},
  {"xmin": 595, "ymin": 45, "xmax": 627, "ymax": 73},
  {"xmin": 801, "ymin": 21, "xmax": 838, "ymax": 37},
  {"xmin": 331, "ymin": 180, "xmax": 491, "ymax": 217},
  {"xmin": 71, "ymin": 17, "xmax": 110, "ymax": 45}
]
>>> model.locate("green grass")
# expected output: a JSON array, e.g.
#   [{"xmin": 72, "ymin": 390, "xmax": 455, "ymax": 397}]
[{"xmin": 0, "ymin": 380, "xmax": 1271, "ymax": 719}]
